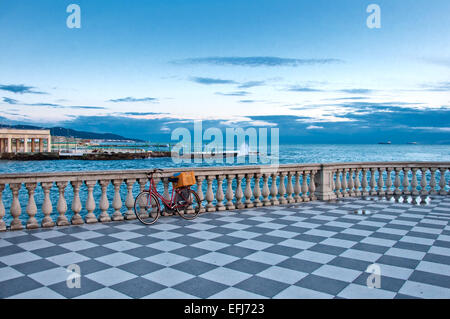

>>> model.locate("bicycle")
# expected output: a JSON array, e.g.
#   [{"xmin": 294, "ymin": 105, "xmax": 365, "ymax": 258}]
[{"xmin": 134, "ymin": 168, "xmax": 202, "ymax": 225}]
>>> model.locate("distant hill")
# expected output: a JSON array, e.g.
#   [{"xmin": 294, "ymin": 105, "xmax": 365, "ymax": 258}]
[{"xmin": 0, "ymin": 124, "xmax": 144, "ymax": 142}]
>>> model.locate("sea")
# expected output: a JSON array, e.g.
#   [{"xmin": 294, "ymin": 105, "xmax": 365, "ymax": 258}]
[
  {"xmin": 0, "ymin": 144, "xmax": 449, "ymax": 225},
  {"xmin": 1, "ymin": 144, "xmax": 450, "ymax": 174}
]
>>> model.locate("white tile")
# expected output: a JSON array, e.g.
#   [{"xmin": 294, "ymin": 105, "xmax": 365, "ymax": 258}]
[
  {"xmin": 0, "ymin": 267, "xmax": 24, "ymax": 282},
  {"xmin": 385, "ymin": 248, "xmax": 426, "ymax": 260},
  {"xmin": 273, "ymin": 286, "xmax": 333, "ymax": 299},
  {"xmin": 228, "ymin": 230, "xmax": 260, "ymax": 240},
  {"xmin": 188, "ymin": 231, "xmax": 222, "ymax": 240},
  {"xmin": 86, "ymin": 268, "xmax": 137, "ymax": 286},
  {"xmin": 200, "ymin": 267, "xmax": 252, "ymax": 286},
  {"xmin": 313, "ymin": 264, "xmax": 362, "ymax": 282},
  {"xmin": 95, "ymin": 252, "xmax": 139, "ymax": 267},
  {"xmin": 235, "ymin": 240, "xmax": 272, "ymax": 251},
  {"xmin": 60, "ymin": 240, "xmax": 97, "ymax": 251},
  {"xmin": 143, "ymin": 268, "xmax": 194, "ymax": 287},
  {"xmin": 46, "ymin": 252, "xmax": 89, "ymax": 266},
  {"xmin": 244, "ymin": 251, "xmax": 288, "ymax": 265},
  {"xmin": 278, "ymin": 239, "xmax": 315, "ymax": 250},
  {"xmin": 143, "ymin": 287, "xmax": 198, "ymax": 299},
  {"xmin": 196, "ymin": 252, "xmax": 238, "ymax": 266},
  {"xmin": 293, "ymin": 250, "xmax": 335, "ymax": 264},
  {"xmin": 17, "ymin": 240, "xmax": 54, "ymax": 251},
  {"xmin": 377, "ymin": 263, "xmax": 414, "ymax": 280},
  {"xmin": 0, "ymin": 251, "xmax": 40, "ymax": 266},
  {"xmin": 75, "ymin": 287, "xmax": 131, "ymax": 299},
  {"xmin": 321, "ymin": 238, "xmax": 356, "ymax": 248},
  {"xmin": 399, "ymin": 281, "xmax": 450, "ymax": 299},
  {"xmin": 8, "ymin": 286, "xmax": 65, "ymax": 299},
  {"xmin": 191, "ymin": 240, "xmax": 228, "ymax": 252},
  {"xmin": 103, "ymin": 240, "xmax": 141, "ymax": 252},
  {"xmin": 147, "ymin": 240, "xmax": 185, "ymax": 252},
  {"xmin": 416, "ymin": 261, "xmax": 450, "ymax": 276},
  {"xmin": 340, "ymin": 249, "xmax": 382, "ymax": 262},
  {"xmin": 146, "ymin": 252, "xmax": 189, "ymax": 267},
  {"xmin": 361, "ymin": 237, "xmax": 396, "ymax": 247},
  {"xmin": 210, "ymin": 287, "xmax": 266, "ymax": 299},
  {"xmin": 258, "ymin": 266, "xmax": 307, "ymax": 285},
  {"xmin": 338, "ymin": 284, "xmax": 396, "ymax": 299},
  {"xmin": 29, "ymin": 267, "xmax": 71, "ymax": 286},
  {"xmin": 109, "ymin": 231, "xmax": 142, "ymax": 240}
]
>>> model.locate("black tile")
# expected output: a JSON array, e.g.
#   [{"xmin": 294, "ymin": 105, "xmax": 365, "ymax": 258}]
[
  {"xmin": 352, "ymin": 242, "xmax": 390, "ymax": 254},
  {"xmin": 253, "ymin": 235, "xmax": 286, "ymax": 244},
  {"xmin": 46, "ymin": 235, "xmax": 80, "ymax": 245},
  {"xmin": 77, "ymin": 246, "xmax": 116, "ymax": 258},
  {"xmin": 122, "ymin": 246, "xmax": 162, "ymax": 259},
  {"xmin": 234, "ymin": 275, "xmax": 289, "ymax": 298},
  {"xmin": 293, "ymin": 234, "xmax": 327, "ymax": 243},
  {"xmin": 281, "ymin": 226, "xmax": 310, "ymax": 234},
  {"xmin": 332, "ymin": 233, "xmax": 365, "ymax": 242},
  {"xmin": 211, "ymin": 235, "xmax": 244, "ymax": 245},
  {"xmin": 405, "ymin": 231, "xmax": 438, "ymax": 240},
  {"xmin": 353, "ymin": 273, "xmax": 405, "ymax": 292},
  {"xmin": 118, "ymin": 259, "xmax": 164, "ymax": 276},
  {"xmin": 171, "ymin": 246, "xmax": 209, "ymax": 258},
  {"xmin": 409, "ymin": 270, "xmax": 450, "ymax": 289},
  {"xmin": 224, "ymin": 259, "xmax": 271, "ymax": 275},
  {"xmin": 111, "ymin": 277, "xmax": 166, "ymax": 298},
  {"xmin": 11, "ymin": 259, "xmax": 58, "ymax": 275},
  {"xmin": 0, "ymin": 245, "xmax": 25, "ymax": 257},
  {"xmin": 0, "ymin": 276, "xmax": 42, "ymax": 298},
  {"xmin": 31, "ymin": 245, "xmax": 71, "ymax": 258},
  {"xmin": 74, "ymin": 259, "xmax": 110, "ymax": 275},
  {"xmin": 217, "ymin": 246, "xmax": 257, "ymax": 258},
  {"xmin": 5, "ymin": 234, "xmax": 40, "ymax": 245},
  {"xmin": 173, "ymin": 277, "xmax": 227, "ymax": 298},
  {"xmin": 263, "ymin": 244, "xmax": 303, "ymax": 257},
  {"xmin": 393, "ymin": 241, "xmax": 430, "ymax": 252},
  {"xmin": 172, "ymin": 235, "xmax": 202, "ymax": 246},
  {"xmin": 172, "ymin": 259, "xmax": 216, "ymax": 276},
  {"xmin": 295, "ymin": 274, "xmax": 347, "ymax": 295},
  {"xmin": 376, "ymin": 255, "xmax": 420, "ymax": 269},
  {"xmin": 309, "ymin": 244, "xmax": 346, "ymax": 256},
  {"xmin": 423, "ymin": 253, "xmax": 450, "ymax": 265},
  {"xmin": 48, "ymin": 277, "xmax": 104, "ymax": 298},
  {"xmin": 88, "ymin": 235, "xmax": 121, "ymax": 245},
  {"xmin": 277, "ymin": 258, "xmax": 322, "ymax": 273},
  {"xmin": 328, "ymin": 256, "xmax": 371, "ymax": 271}
]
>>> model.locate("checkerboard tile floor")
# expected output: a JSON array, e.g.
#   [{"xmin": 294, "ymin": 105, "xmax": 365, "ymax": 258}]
[{"xmin": 1, "ymin": 196, "xmax": 449, "ymax": 299}]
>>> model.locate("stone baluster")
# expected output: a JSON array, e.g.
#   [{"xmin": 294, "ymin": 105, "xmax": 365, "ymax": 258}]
[
  {"xmin": 163, "ymin": 178, "xmax": 170, "ymax": 201},
  {"xmin": 286, "ymin": 172, "xmax": 294, "ymax": 203},
  {"xmin": 429, "ymin": 168, "xmax": 437, "ymax": 195},
  {"xmin": 124, "ymin": 179, "xmax": 137, "ymax": 220},
  {"xmin": 309, "ymin": 170, "xmax": 317, "ymax": 200},
  {"xmin": 235, "ymin": 174, "xmax": 245, "ymax": 209},
  {"xmin": 85, "ymin": 180, "xmax": 98, "ymax": 223},
  {"xmin": 41, "ymin": 182, "xmax": 55, "ymax": 227},
  {"xmin": 348, "ymin": 169, "xmax": 355, "ymax": 196},
  {"xmin": 402, "ymin": 168, "xmax": 411, "ymax": 195},
  {"xmin": 385, "ymin": 168, "xmax": 393, "ymax": 196},
  {"xmin": 25, "ymin": 183, "xmax": 39, "ymax": 229},
  {"xmin": 419, "ymin": 168, "xmax": 428, "ymax": 196},
  {"xmin": 70, "ymin": 181, "xmax": 83, "ymax": 225},
  {"xmin": 262, "ymin": 173, "xmax": 271, "ymax": 206},
  {"xmin": 244, "ymin": 174, "xmax": 254, "ymax": 208},
  {"xmin": 111, "ymin": 179, "xmax": 124, "ymax": 221},
  {"xmin": 225, "ymin": 174, "xmax": 235, "ymax": 210},
  {"xmin": 302, "ymin": 171, "xmax": 309, "ymax": 202},
  {"xmin": 196, "ymin": 176, "xmax": 206, "ymax": 212},
  {"xmin": 335, "ymin": 170, "xmax": 342, "ymax": 198},
  {"xmin": 0, "ymin": 184, "xmax": 5, "ymax": 231},
  {"xmin": 252, "ymin": 174, "xmax": 262, "ymax": 207},
  {"xmin": 294, "ymin": 171, "xmax": 302, "ymax": 202},
  {"xmin": 411, "ymin": 168, "xmax": 419, "ymax": 196},
  {"xmin": 341, "ymin": 169, "xmax": 348, "ymax": 197},
  {"xmin": 361, "ymin": 169, "xmax": 369, "ymax": 197},
  {"xmin": 438, "ymin": 168, "xmax": 447, "ymax": 195},
  {"xmin": 270, "ymin": 172, "xmax": 279, "ymax": 205},
  {"xmin": 9, "ymin": 183, "xmax": 23, "ymax": 230},
  {"xmin": 99, "ymin": 180, "xmax": 112, "ymax": 222},
  {"xmin": 354, "ymin": 169, "xmax": 361, "ymax": 196},
  {"xmin": 377, "ymin": 168, "xmax": 385, "ymax": 196},
  {"xmin": 369, "ymin": 168, "xmax": 377, "ymax": 196},
  {"xmin": 394, "ymin": 168, "xmax": 402, "ymax": 196},
  {"xmin": 205, "ymin": 176, "xmax": 215, "ymax": 212},
  {"xmin": 215, "ymin": 175, "xmax": 225, "ymax": 211},
  {"xmin": 56, "ymin": 181, "xmax": 70, "ymax": 226},
  {"xmin": 278, "ymin": 172, "xmax": 287, "ymax": 204}
]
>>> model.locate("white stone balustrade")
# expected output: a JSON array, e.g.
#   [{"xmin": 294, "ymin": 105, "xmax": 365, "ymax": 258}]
[{"xmin": 0, "ymin": 162, "xmax": 448, "ymax": 231}]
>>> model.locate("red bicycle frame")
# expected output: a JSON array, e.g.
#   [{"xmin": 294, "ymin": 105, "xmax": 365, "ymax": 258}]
[{"xmin": 146, "ymin": 174, "xmax": 190, "ymax": 210}]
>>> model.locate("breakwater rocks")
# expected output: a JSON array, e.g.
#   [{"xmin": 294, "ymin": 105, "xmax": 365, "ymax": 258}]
[{"xmin": 0, "ymin": 151, "xmax": 172, "ymax": 161}]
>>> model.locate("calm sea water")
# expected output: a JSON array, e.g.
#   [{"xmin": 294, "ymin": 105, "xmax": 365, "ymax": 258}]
[
  {"xmin": 1, "ymin": 144, "xmax": 450, "ymax": 174},
  {"xmin": 0, "ymin": 144, "xmax": 449, "ymax": 226}
]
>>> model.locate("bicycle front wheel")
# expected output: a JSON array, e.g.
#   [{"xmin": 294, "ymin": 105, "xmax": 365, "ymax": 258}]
[
  {"xmin": 177, "ymin": 189, "xmax": 201, "ymax": 220},
  {"xmin": 134, "ymin": 192, "xmax": 160, "ymax": 225}
]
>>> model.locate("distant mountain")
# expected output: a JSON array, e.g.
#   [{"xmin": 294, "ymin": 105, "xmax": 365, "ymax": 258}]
[{"xmin": 0, "ymin": 124, "xmax": 144, "ymax": 142}]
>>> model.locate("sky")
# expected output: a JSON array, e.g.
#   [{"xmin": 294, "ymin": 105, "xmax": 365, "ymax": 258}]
[{"xmin": 0, "ymin": 0, "xmax": 449, "ymax": 143}]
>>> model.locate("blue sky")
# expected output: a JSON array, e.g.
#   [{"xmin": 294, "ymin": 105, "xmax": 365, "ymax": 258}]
[{"xmin": 0, "ymin": 0, "xmax": 449, "ymax": 143}]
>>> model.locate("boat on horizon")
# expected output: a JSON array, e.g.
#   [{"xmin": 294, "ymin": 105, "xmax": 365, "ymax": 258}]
[{"xmin": 378, "ymin": 141, "xmax": 392, "ymax": 145}]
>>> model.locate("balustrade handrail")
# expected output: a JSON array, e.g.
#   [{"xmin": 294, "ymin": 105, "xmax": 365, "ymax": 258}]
[{"xmin": 0, "ymin": 161, "xmax": 448, "ymax": 231}]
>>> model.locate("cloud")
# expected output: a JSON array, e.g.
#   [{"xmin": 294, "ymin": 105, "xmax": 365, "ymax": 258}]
[
  {"xmin": 174, "ymin": 56, "xmax": 343, "ymax": 67},
  {"xmin": 0, "ymin": 84, "xmax": 46, "ymax": 94},
  {"xmin": 190, "ymin": 77, "xmax": 237, "ymax": 85},
  {"xmin": 420, "ymin": 82, "xmax": 450, "ymax": 92},
  {"xmin": 339, "ymin": 89, "xmax": 373, "ymax": 94},
  {"xmin": 122, "ymin": 112, "xmax": 168, "ymax": 115},
  {"xmin": 239, "ymin": 99, "xmax": 258, "ymax": 103},
  {"xmin": 238, "ymin": 81, "xmax": 266, "ymax": 88},
  {"xmin": 2, "ymin": 97, "xmax": 18, "ymax": 104},
  {"xmin": 108, "ymin": 97, "xmax": 158, "ymax": 103},
  {"xmin": 215, "ymin": 91, "xmax": 250, "ymax": 97},
  {"xmin": 422, "ymin": 57, "xmax": 450, "ymax": 68},
  {"xmin": 306, "ymin": 125, "xmax": 324, "ymax": 129},
  {"xmin": 288, "ymin": 86, "xmax": 323, "ymax": 92}
]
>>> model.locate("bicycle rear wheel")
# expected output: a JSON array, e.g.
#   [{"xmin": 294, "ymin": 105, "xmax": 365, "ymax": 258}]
[
  {"xmin": 134, "ymin": 192, "xmax": 160, "ymax": 225},
  {"xmin": 177, "ymin": 189, "xmax": 201, "ymax": 220}
]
